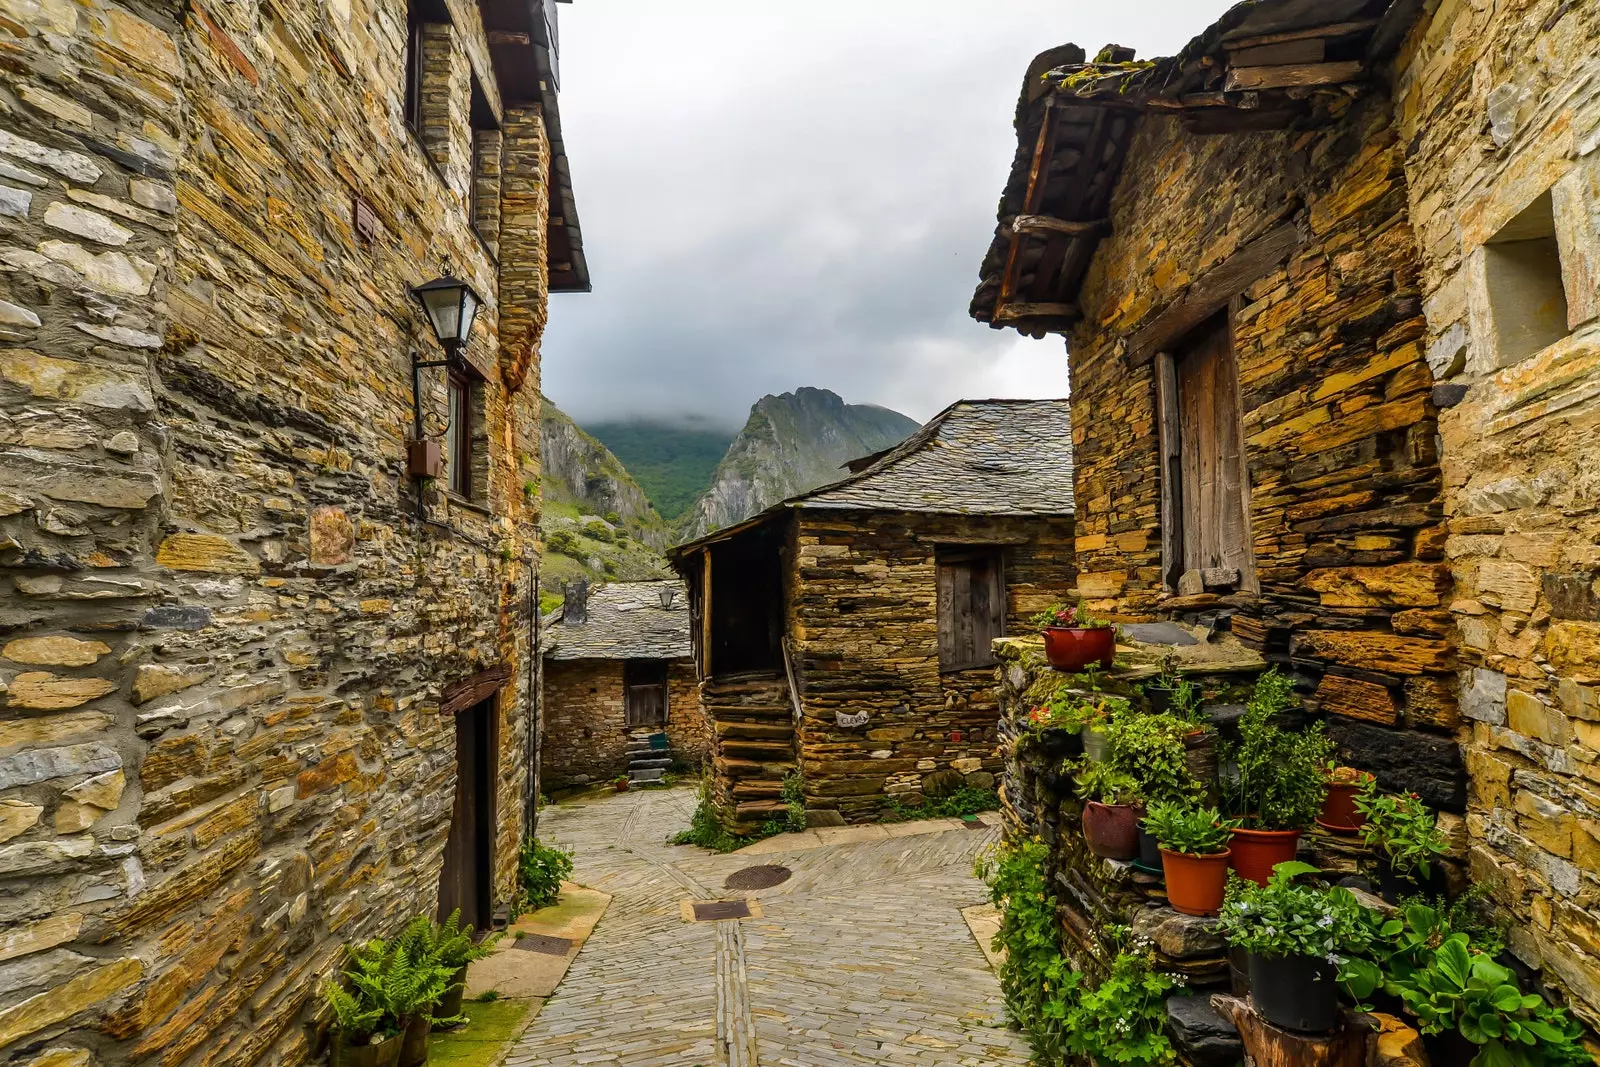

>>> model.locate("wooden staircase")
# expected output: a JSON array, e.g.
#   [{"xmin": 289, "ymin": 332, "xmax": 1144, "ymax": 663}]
[{"xmin": 703, "ymin": 673, "xmax": 796, "ymax": 832}]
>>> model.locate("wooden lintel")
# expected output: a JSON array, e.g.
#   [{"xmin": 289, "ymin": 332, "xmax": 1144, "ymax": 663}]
[
  {"xmin": 1128, "ymin": 222, "xmax": 1301, "ymax": 366},
  {"xmin": 994, "ymin": 301, "xmax": 1079, "ymax": 321},
  {"xmin": 1224, "ymin": 61, "xmax": 1365, "ymax": 92},
  {"xmin": 1227, "ymin": 39, "xmax": 1325, "ymax": 68},
  {"xmin": 1220, "ymin": 18, "xmax": 1379, "ymax": 49},
  {"xmin": 1012, "ymin": 214, "xmax": 1111, "ymax": 238},
  {"xmin": 487, "ymin": 30, "xmax": 532, "ymax": 46},
  {"xmin": 441, "ymin": 663, "xmax": 511, "ymax": 715}
]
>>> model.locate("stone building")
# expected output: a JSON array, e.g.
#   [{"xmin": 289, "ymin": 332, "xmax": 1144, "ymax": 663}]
[
  {"xmin": 670, "ymin": 399, "xmax": 1077, "ymax": 832},
  {"xmin": 0, "ymin": 0, "xmax": 584, "ymax": 1062},
  {"xmin": 970, "ymin": 0, "xmax": 1600, "ymax": 1029},
  {"xmin": 539, "ymin": 580, "xmax": 706, "ymax": 789}
]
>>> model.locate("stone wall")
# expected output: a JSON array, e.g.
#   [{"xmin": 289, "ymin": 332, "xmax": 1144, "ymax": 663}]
[
  {"xmin": 790, "ymin": 509, "xmax": 1077, "ymax": 823},
  {"xmin": 1394, "ymin": 0, "xmax": 1600, "ymax": 1026},
  {"xmin": 539, "ymin": 657, "xmax": 706, "ymax": 788},
  {"xmin": 0, "ymin": 0, "xmax": 552, "ymax": 1063},
  {"xmin": 1065, "ymin": 92, "xmax": 1464, "ymax": 812}
]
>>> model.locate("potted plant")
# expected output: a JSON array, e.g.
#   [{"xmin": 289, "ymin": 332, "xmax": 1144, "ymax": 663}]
[
  {"xmin": 613, "ymin": 774, "xmax": 630, "ymax": 792},
  {"xmin": 1142, "ymin": 654, "xmax": 1186, "ymax": 714},
  {"xmin": 1316, "ymin": 764, "xmax": 1374, "ymax": 835},
  {"xmin": 323, "ymin": 944, "xmax": 404, "ymax": 1067},
  {"xmin": 1034, "ymin": 600, "xmax": 1116, "ymax": 673},
  {"xmin": 426, "ymin": 909, "xmax": 499, "ymax": 1028},
  {"xmin": 1025, "ymin": 689, "xmax": 1087, "ymax": 759},
  {"xmin": 1107, "ymin": 712, "xmax": 1203, "ymax": 870},
  {"xmin": 1145, "ymin": 801, "xmax": 1239, "ymax": 916},
  {"xmin": 1218, "ymin": 861, "xmax": 1375, "ymax": 1034},
  {"xmin": 1353, "ymin": 781, "xmax": 1447, "ymax": 901},
  {"xmin": 1219, "ymin": 669, "xmax": 1333, "ymax": 885},
  {"xmin": 1075, "ymin": 763, "xmax": 1143, "ymax": 860},
  {"xmin": 392, "ymin": 915, "xmax": 462, "ymax": 1066}
]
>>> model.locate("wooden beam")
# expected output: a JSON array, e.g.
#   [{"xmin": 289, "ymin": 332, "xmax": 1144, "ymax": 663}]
[
  {"xmin": 1128, "ymin": 222, "xmax": 1301, "ymax": 366},
  {"xmin": 1224, "ymin": 61, "xmax": 1365, "ymax": 92},
  {"xmin": 701, "ymin": 549, "xmax": 713, "ymax": 678},
  {"xmin": 1013, "ymin": 214, "xmax": 1110, "ymax": 237},
  {"xmin": 994, "ymin": 301, "xmax": 1079, "ymax": 321},
  {"xmin": 1155, "ymin": 352, "xmax": 1183, "ymax": 592},
  {"xmin": 1219, "ymin": 18, "xmax": 1379, "ymax": 49},
  {"xmin": 995, "ymin": 100, "xmax": 1061, "ymax": 315},
  {"xmin": 487, "ymin": 30, "xmax": 532, "ymax": 46},
  {"xmin": 1226, "ymin": 39, "xmax": 1325, "ymax": 67}
]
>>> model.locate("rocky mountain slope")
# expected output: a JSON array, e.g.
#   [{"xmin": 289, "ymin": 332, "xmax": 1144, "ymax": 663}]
[
  {"xmin": 678, "ymin": 388, "xmax": 920, "ymax": 540},
  {"xmin": 581, "ymin": 420, "xmax": 736, "ymax": 521}
]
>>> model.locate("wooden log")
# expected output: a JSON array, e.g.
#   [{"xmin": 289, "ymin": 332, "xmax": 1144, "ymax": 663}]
[
  {"xmin": 1155, "ymin": 352, "xmax": 1182, "ymax": 591},
  {"xmin": 1219, "ymin": 18, "xmax": 1379, "ymax": 48},
  {"xmin": 1225, "ymin": 39, "xmax": 1325, "ymax": 67},
  {"xmin": 1210, "ymin": 994, "xmax": 1366, "ymax": 1067},
  {"xmin": 1012, "ymin": 214, "xmax": 1111, "ymax": 237},
  {"xmin": 994, "ymin": 301, "xmax": 1079, "ymax": 321},
  {"xmin": 1224, "ymin": 61, "xmax": 1366, "ymax": 92}
]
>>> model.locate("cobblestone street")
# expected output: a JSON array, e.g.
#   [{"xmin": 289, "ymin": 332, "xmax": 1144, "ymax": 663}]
[{"xmin": 506, "ymin": 787, "xmax": 1030, "ymax": 1067}]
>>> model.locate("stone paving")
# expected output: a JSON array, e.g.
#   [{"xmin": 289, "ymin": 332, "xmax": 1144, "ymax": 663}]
[{"xmin": 506, "ymin": 786, "xmax": 1030, "ymax": 1067}]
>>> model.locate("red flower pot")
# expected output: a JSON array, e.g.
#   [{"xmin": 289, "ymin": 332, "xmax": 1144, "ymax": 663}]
[
  {"xmin": 1160, "ymin": 847, "xmax": 1232, "ymax": 916},
  {"xmin": 1041, "ymin": 627, "xmax": 1116, "ymax": 672},
  {"xmin": 1229, "ymin": 827, "xmax": 1302, "ymax": 886},
  {"xmin": 1316, "ymin": 776, "xmax": 1371, "ymax": 835},
  {"xmin": 1082, "ymin": 801, "xmax": 1141, "ymax": 860}
]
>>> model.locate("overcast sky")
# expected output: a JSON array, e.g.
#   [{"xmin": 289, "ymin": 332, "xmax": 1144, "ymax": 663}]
[{"xmin": 540, "ymin": 0, "xmax": 1234, "ymax": 429}]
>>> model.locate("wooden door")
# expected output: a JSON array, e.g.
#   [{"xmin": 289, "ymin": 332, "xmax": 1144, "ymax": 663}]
[
  {"xmin": 936, "ymin": 548, "xmax": 1006, "ymax": 672},
  {"xmin": 623, "ymin": 661, "xmax": 669, "ymax": 727},
  {"xmin": 1176, "ymin": 317, "xmax": 1255, "ymax": 590},
  {"xmin": 439, "ymin": 698, "xmax": 495, "ymax": 932}
]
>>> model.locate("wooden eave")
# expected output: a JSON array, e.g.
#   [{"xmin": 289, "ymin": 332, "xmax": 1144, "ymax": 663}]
[
  {"xmin": 970, "ymin": 0, "xmax": 1419, "ymax": 338},
  {"xmin": 479, "ymin": 0, "xmax": 590, "ymax": 293}
]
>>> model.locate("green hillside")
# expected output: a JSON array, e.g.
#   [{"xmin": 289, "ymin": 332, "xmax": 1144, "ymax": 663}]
[{"xmin": 581, "ymin": 421, "xmax": 737, "ymax": 520}]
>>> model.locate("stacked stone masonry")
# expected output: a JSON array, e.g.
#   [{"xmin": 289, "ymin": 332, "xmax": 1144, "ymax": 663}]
[
  {"xmin": 0, "ymin": 0, "xmax": 565, "ymax": 1064},
  {"xmin": 539, "ymin": 659, "xmax": 705, "ymax": 789}
]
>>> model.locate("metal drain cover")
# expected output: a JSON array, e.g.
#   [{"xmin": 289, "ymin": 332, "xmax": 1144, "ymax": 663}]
[
  {"xmin": 692, "ymin": 900, "xmax": 752, "ymax": 921},
  {"xmin": 724, "ymin": 864, "xmax": 792, "ymax": 891},
  {"xmin": 513, "ymin": 933, "xmax": 573, "ymax": 956},
  {"xmin": 962, "ymin": 817, "xmax": 989, "ymax": 831}
]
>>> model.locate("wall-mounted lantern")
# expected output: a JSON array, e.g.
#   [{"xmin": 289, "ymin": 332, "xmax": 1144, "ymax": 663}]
[
  {"xmin": 406, "ymin": 272, "xmax": 483, "ymax": 481},
  {"xmin": 658, "ymin": 586, "xmax": 677, "ymax": 610}
]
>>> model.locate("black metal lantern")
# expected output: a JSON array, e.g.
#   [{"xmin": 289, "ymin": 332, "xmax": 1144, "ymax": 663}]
[{"xmin": 410, "ymin": 273, "xmax": 482, "ymax": 356}]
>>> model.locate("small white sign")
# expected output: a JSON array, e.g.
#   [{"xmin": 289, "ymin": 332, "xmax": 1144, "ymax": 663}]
[{"xmin": 836, "ymin": 710, "xmax": 869, "ymax": 728}]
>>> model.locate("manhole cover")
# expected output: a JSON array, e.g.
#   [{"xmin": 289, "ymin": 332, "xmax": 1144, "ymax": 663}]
[
  {"xmin": 513, "ymin": 934, "xmax": 573, "ymax": 956},
  {"xmin": 692, "ymin": 900, "xmax": 752, "ymax": 921},
  {"xmin": 963, "ymin": 817, "xmax": 990, "ymax": 831},
  {"xmin": 723, "ymin": 865, "xmax": 792, "ymax": 891}
]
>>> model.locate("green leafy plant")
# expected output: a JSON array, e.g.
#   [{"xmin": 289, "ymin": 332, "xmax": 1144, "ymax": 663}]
[
  {"xmin": 1028, "ymin": 688, "xmax": 1128, "ymax": 734},
  {"xmin": 781, "ymin": 771, "xmax": 807, "ymax": 833},
  {"xmin": 427, "ymin": 908, "xmax": 498, "ymax": 971},
  {"xmin": 1354, "ymin": 779, "xmax": 1448, "ymax": 881},
  {"xmin": 1031, "ymin": 599, "xmax": 1109, "ymax": 630},
  {"xmin": 391, "ymin": 915, "xmax": 465, "ymax": 1023},
  {"xmin": 976, "ymin": 838, "xmax": 1080, "ymax": 1063},
  {"xmin": 519, "ymin": 837, "xmax": 573, "ymax": 911},
  {"xmin": 671, "ymin": 772, "xmax": 746, "ymax": 852},
  {"xmin": 1076, "ymin": 762, "xmax": 1141, "ymax": 805},
  {"xmin": 1219, "ymin": 668, "xmax": 1332, "ymax": 830},
  {"xmin": 323, "ymin": 924, "xmax": 457, "ymax": 1040},
  {"xmin": 1107, "ymin": 713, "xmax": 1201, "ymax": 807},
  {"xmin": 1143, "ymin": 801, "xmax": 1237, "ymax": 855},
  {"xmin": 1063, "ymin": 944, "xmax": 1182, "ymax": 1066},
  {"xmin": 1219, "ymin": 862, "xmax": 1376, "ymax": 983}
]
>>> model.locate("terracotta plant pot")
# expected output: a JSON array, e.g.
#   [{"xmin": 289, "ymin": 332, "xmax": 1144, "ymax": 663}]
[
  {"xmin": 398, "ymin": 1016, "xmax": 430, "ymax": 1067},
  {"xmin": 1229, "ymin": 826, "xmax": 1302, "ymax": 886},
  {"xmin": 1082, "ymin": 725, "xmax": 1111, "ymax": 762},
  {"xmin": 1082, "ymin": 801, "xmax": 1141, "ymax": 860},
  {"xmin": 1160, "ymin": 847, "xmax": 1232, "ymax": 917},
  {"xmin": 614, "ymin": 780, "xmax": 628, "ymax": 792},
  {"xmin": 1316, "ymin": 774, "xmax": 1371, "ymax": 834},
  {"xmin": 330, "ymin": 1032, "xmax": 403, "ymax": 1067},
  {"xmin": 1041, "ymin": 626, "xmax": 1116, "ymax": 672},
  {"xmin": 1247, "ymin": 951, "xmax": 1340, "ymax": 1033}
]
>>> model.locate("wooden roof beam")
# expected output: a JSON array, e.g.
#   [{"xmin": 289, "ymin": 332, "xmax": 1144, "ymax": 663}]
[
  {"xmin": 1012, "ymin": 214, "xmax": 1111, "ymax": 238},
  {"xmin": 1224, "ymin": 60, "xmax": 1365, "ymax": 92},
  {"xmin": 1219, "ymin": 18, "xmax": 1379, "ymax": 49},
  {"xmin": 994, "ymin": 301, "xmax": 1079, "ymax": 321}
]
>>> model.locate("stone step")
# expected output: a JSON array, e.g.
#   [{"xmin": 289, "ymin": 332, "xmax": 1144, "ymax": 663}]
[
  {"xmin": 734, "ymin": 799, "xmax": 789, "ymax": 820},
  {"xmin": 629, "ymin": 756, "xmax": 671, "ymax": 770},
  {"xmin": 714, "ymin": 720, "xmax": 794, "ymax": 741},
  {"xmin": 721, "ymin": 758, "xmax": 796, "ymax": 780},
  {"xmin": 705, "ymin": 704, "xmax": 793, "ymax": 721},
  {"xmin": 731, "ymin": 779, "xmax": 785, "ymax": 799},
  {"xmin": 720, "ymin": 739, "xmax": 794, "ymax": 761},
  {"xmin": 629, "ymin": 767, "xmax": 665, "ymax": 783}
]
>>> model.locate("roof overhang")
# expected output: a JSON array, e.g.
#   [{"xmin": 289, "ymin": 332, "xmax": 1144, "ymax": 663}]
[
  {"xmin": 479, "ymin": 0, "xmax": 590, "ymax": 293},
  {"xmin": 969, "ymin": 0, "xmax": 1422, "ymax": 338}
]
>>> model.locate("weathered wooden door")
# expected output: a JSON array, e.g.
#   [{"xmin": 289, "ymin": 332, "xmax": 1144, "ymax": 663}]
[
  {"xmin": 1175, "ymin": 317, "xmax": 1255, "ymax": 590},
  {"xmin": 936, "ymin": 548, "xmax": 1006, "ymax": 672},
  {"xmin": 439, "ymin": 698, "xmax": 495, "ymax": 932},
  {"xmin": 624, "ymin": 661, "xmax": 669, "ymax": 727}
]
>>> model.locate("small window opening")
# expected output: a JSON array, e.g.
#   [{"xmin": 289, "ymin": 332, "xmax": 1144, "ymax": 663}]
[
  {"xmin": 1484, "ymin": 192, "xmax": 1571, "ymax": 366},
  {"xmin": 403, "ymin": 6, "xmax": 425, "ymax": 132},
  {"xmin": 937, "ymin": 547, "xmax": 1005, "ymax": 673},
  {"xmin": 446, "ymin": 369, "xmax": 474, "ymax": 499}
]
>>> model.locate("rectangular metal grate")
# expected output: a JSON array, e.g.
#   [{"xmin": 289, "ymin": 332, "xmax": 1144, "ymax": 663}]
[
  {"xmin": 692, "ymin": 900, "xmax": 751, "ymax": 922},
  {"xmin": 513, "ymin": 933, "xmax": 574, "ymax": 956}
]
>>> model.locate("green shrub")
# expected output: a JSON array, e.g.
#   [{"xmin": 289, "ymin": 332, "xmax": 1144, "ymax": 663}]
[
  {"xmin": 781, "ymin": 772, "xmax": 807, "ymax": 833},
  {"xmin": 1354, "ymin": 780, "xmax": 1448, "ymax": 881},
  {"xmin": 671, "ymin": 774, "xmax": 744, "ymax": 853},
  {"xmin": 1219, "ymin": 668, "xmax": 1332, "ymax": 830},
  {"xmin": 519, "ymin": 837, "xmax": 573, "ymax": 910},
  {"xmin": 1107, "ymin": 712, "xmax": 1201, "ymax": 807},
  {"xmin": 1064, "ymin": 946, "xmax": 1181, "ymax": 1066},
  {"xmin": 546, "ymin": 530, "xmax": 581, "ymax": 557},
  {"xmin": 1143, "ymin": 801, "xmax": 1236, "ymax": 855}
]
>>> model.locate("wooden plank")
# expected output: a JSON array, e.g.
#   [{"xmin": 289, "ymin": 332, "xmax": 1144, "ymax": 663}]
[
  {"xmin": 1155, "ymin": 352, "xmax": 1183, "ymax": 591},
  {"xmin": 1225, "ymin": 39, "xmax": 1325, "ymax": 67},
  {"xmin": 1128, "ymin": 222, "xmax": 1301, "ymax": 366},
  {"xmin": 995, "ymin": 100, "xmax": 1061, "ymax": 313},
  {"xmin": 1178, "ymin": 349, "xmax": 1203, "ymax": 577},
  {"xmin": 1224, "ymin": 60, "xmax": 1365, "ymax": 92},
  {"xmin": 993, "ymin": 301, "xmax": 1079, "ymax": 320},
  {"xmin": 1220, "ymin": 304, "xmax": 1258, "ymax": 593},
  {"xmin": 1012, "ymin": 214, "xmax": 1111, "ymax": 237},
  {"xmin": 936, "ymin": 561, "xmax": 957, "ymax": 670},
  {"xmin": 1219, "ymin": 18, "xmax": 1378, "ymax": 49},
  {"xmin": 701, "ymin": 549, "xmax": 713, "ymax": 678}
]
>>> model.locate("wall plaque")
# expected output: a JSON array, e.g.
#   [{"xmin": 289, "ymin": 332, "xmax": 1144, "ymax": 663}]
[{"xmin": 836, "ymin": 710, "xmax": 869, "ymax": 728}]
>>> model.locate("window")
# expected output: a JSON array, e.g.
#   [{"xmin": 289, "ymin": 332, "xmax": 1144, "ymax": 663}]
[
  {"xmin": 445, "ymin": 369, "xmax": 474, "ymax": 499},
  {"xmin": 1483, "ymin": 191, "xmax": 1571, "ymax": 367},
  {"xmin": 936, "ymin": 548, "xmax": 1005, "ymax": 672},
  {"xmin": 1156, "ymin": 315, "xmax": 1256, "ymax": 594},
  {"xmin": 403, "ymin": 5, "xmax": 424, "ymax": 132}
]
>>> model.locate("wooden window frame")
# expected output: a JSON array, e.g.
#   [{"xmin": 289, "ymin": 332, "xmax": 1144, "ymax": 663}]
[
  {"xmin": 446, "ymin": 368, "xmax": 475, "ymax": 500},
  {"xmin": 936, "ymin": 547, "xmax": 1006, "ymax": 674},
  {"xmin": 403, "ymin": 7, "xmax": 425, "ymax": 133}
]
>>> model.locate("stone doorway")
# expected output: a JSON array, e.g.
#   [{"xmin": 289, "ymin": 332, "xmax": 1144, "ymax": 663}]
[{"xmin": 440, "ymin": 696, "xmax": 497, "ymax": 932}]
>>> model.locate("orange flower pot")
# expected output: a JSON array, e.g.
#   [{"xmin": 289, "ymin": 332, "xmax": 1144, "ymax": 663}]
[
  {"xmin": 1041, "ymin": 627, "xmax": 1116, "ymax": 672},
  {"xmin": 1160, "ymin": 847, "xmax": 1232, "ymax": 916},
  {"xmin": 1316, "ymin": 774, "xmax": 1372, "ymax": 835},
  {"xmin": 1229, "ymin": 827, "xmax": 1302, "ymax": 886}
]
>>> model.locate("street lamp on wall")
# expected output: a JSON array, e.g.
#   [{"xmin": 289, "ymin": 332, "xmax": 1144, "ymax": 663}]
[{"xmin": 406, "ymin": 272, "xmax": 483, "ymax": 482}]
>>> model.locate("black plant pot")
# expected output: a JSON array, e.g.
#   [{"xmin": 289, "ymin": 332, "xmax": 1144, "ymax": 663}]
[
  {"xmin": 1039, "ymin": 727, "xmax": 1084, "ymax": 760},
  {"xmin": 1247, "ymin": 952, "xmax": 1340, "ymax": 1033},
  {"xmin": 1374, "ymin": 859, "xmax": 1447, "ymax": 905},
  {"xmin": 1423, "ymin": 1029, "xmax": 1478, "ymax": 1066},
  {"xmin": 1229, "ymin": 946, "xmax": 1251, "ymax": 997},
  {"xmin": 1137, "ymin": 826, "xmax": 1163, "ymax": 873},
  {"xmin": 1145, "ymin": 684, "xmax": 1177, "ymax": 714}
]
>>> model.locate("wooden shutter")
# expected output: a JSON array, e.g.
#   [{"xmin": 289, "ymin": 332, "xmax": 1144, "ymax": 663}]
[
  {"xmin": 937, "ymin": 549, "xmax": 1006, "ymax": 672},
  {"xmin": 1175, "ymin": 317, "xmax": 1256, "ymax": 591}
]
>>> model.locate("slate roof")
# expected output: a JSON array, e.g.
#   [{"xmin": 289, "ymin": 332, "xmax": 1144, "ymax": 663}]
[
  {"xmin": 791, "ymin": 398, "xmax": 1074, "ymax": 515},
  {"xmin": 542, "ymin": 580, "xmax": 693, "ymax": 661}
]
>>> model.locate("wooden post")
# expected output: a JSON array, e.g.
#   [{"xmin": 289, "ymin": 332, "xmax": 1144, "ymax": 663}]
[
  {"xmin": 1210, "ymin": 994, "xmax": 1367, "ymax": 1067},
  {"xmin": 1155, "ymin": 351, "xmax": 1183, "ymax": 591},
  {"xmin": 701, "ymin": 548, "xmax": 713, "ymax": 678}
]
